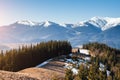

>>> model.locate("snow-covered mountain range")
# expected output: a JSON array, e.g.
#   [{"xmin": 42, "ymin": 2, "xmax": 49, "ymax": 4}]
[{"xmin": 0, "ymin": 17, "xmax": 120, "ymax": 49}]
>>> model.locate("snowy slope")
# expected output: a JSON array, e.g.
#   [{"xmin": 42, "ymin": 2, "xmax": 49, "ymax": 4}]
[
  {"xmin": 88, "ymin": 17, "xmax": 120, "ymax": 30},
  {"xmin": 72, "ymin": 17, "xmax": 120, "ymax": 31}
]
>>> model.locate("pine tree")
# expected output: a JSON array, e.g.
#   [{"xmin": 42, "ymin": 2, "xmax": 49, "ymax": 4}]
[
  {"xmin": 99, "ymin": 70, "xmax": 107, "ymax": 80},
  {"xmin": 77, "ymin": 64, "xmax": 88, "ymax": 80},
  {"xmin": 65, "ymin": 69, "xmax": 73, "ymax": 80}
]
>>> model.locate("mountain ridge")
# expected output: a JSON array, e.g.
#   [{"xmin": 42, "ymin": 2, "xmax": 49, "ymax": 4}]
[{"xmin": 0, "ymin": 17, "xmax": 120, "ymax": 49}]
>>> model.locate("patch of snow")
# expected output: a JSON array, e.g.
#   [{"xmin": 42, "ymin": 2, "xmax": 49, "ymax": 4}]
[
  {"xmin": 99, "ymin": 63, "xmax": 105, "ymax": 71},
  {"xmin": 64, "ymin": 63, "xmax": 78, "ymax": 75},
  {"xmin": 36, "ymin": 59, "xmax": 52, "ymax": 67},
  {"xmin": 64, "ymin": 55, "xmax": 90, "ymax": 75},
  {"xmin": 79, "ymin": 49, "xmax": 89, "ymax": 55},
  {"xmin": 72, "ymin": 68, "xmax": 79, "ymax": 75},
  {"xmin": 84, "ymin": 57, "xmax": 91, "ymax": 61},
  {"xmin": 106, "ymin": 70, "xmax": 110, "ymax": 76},
  {"xmin": 78, "ymin": 59, "xmax": 84, "ymax": 62},
  {"xmin": 64, "ymin": 63, "xmax": 73, "ymax": 69},
  {"xmin": 99, "ymin": 67, "xmax": 104, "ymax": 71},
  {"xmin": 17, "ymin": 20, "xmax": 37, "ymax": 26},
  {"xmin": 66, "ymin": 59, "xmax": 75, "ymax": 64},
  {"xmin": 44, "ymin": 21, "xmax": 51, "ymax": 27},
  {"xmin": 66, "ymin": 59, "xmax": 79, "ymax": 64},
  {"xmin": 100, "ymin": 63, "xmax": 105, "ymax": 68},
  {"xmin": 59, "ymin": 23, "xmax": 67, "ymax": 27}
]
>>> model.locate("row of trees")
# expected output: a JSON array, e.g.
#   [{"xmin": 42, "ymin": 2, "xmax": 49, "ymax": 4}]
[{"xmin": 0, "ymin": 40, "xmax": 72, "ymax": 71}]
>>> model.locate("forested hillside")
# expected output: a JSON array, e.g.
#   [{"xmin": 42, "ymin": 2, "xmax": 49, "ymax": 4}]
[
  {"xmin": 0, "ymin": 41, "xmax": 71, "ymax": 72},
  {"xmin": 64, "ymin": 43, "xmax": 120, "ymax": 80},
  {"xmin": 83, "ymin": 42, "xmax": 120, "ymax": 67}
]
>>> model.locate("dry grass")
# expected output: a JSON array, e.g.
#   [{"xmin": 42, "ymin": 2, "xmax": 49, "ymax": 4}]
[
  {"xmin": 19, "ymin": 58, "xmax": 66, "ymax": 80},
  {"xmin": 0, "ymin": 70, "xmax": 38, "ymax": 80},
  {"xmin": 0, "ymin": 56, "xmax": 66, "ymax": 80}
]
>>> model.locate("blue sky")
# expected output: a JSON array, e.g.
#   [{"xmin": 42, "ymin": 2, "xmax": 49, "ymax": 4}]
[{"xmin": 0, "ymin": 0, "xmax": 120, "ymax": 26}]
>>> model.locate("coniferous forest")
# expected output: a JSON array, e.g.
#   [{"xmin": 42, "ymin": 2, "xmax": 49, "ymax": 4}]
[
  {"xmin": 0, "ymin": 41, "xmax": 72, "ymax": 72},
  {"xmin": 65, "ymin": 42, "xmax": 120, "ymax": 80},
  {"xmin": 83, "ymin": 43, "xmax": 120, "ymax": 80}
]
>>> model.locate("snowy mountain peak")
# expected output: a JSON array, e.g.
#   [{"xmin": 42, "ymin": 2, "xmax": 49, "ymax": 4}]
[
  {"xmin": 15, "ymin": 20, "xmax": 58, "ymax": 27},
  {"xmin": 102, "ymin": 17, "xmax": 120, "ymax": 30},
  {"xmin": 88, "ymin": 17, "xmax": 120, "ymax": 30},
  {"xmin": 13, "ymin": 17, "xmax": 120, "ymax": 30},
  {"xmin": 70, "ymin": 17, "xmax": 120, "ymax": 30},
  {"xmin": 89, "ymin": 17, "xmax": 107, "ymax": 28},
  {"xmin": 43, "ymin": 21, "xmax": 52, "ymax": 27},
  {"xmin": 16, "ymin": 20, "xmax": 38, "ymax": 26}
]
